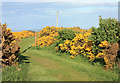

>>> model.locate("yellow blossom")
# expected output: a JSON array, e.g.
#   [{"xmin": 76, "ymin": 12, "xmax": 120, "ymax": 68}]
[
  {"xmin": 70, "ymin": 55, "xmax": 75, "ymax": 58},
  {"xmin": 7, "ymin": 28, "xmax": 11, "ymax": 31}
]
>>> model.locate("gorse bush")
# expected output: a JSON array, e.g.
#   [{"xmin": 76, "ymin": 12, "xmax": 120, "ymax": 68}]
[
  {"xmin": 32, "ymin": 16, "xmax": 119, "ymax": 70},
  {"xmin": 2, "ymin": 23, "xmax": 20, "ymax": 66},
  {"xmin": 38, "ymin": 26, "xmax": 62, "ymax": 37},
  {"xmin": 56, "ymin": 29, "xmax": 92, "ymax": 58},
  {"xmin": 36, "ymin": 36, "xmax": 57, "ymax": 47},
  {"xmin": 89, "ymin": 16, "xmax": 119, "ymax": 55},
  {"xmin": 88, "ymin": 16, "xmax": 119, "ymax": 69},
  {"xmin": 57, "ymin": 29, "xmax": 76, "ymax": 40},
  {"xmin": 89, "ymin": 16, "xmax": 119, "ymax": 43},
  {"xmin": 54, "ymin": 29, "xmax": 76, "ymax": 46},
  {"xmin": 12, "ymin": 30, "xmax": 35, "ymax": 40},
  {"xmin": 34, "ymin": 26, "xmax": 62, "ymax": 47}
]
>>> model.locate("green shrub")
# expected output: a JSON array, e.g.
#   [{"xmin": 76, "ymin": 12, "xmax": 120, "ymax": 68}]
[
  {"xmin": 54, "ymin": 29, "xmax": 76, "ymax": 45},
  {"xmin": 57, "ymin": 29, "xmax": 76, "ymax": 40},
  {"xmin": 89, "ymin": 16, "xmax": 119, "ymax": 54},
  {"xmin": 54, "ymin": 29, "xmax": 76, "ymax": 53},
  {"xmin": 88, "ymin": 16, "xmax": 119, "ymax": 69},
  {"xmin": 89, "ymin": 16, "xmax": 119, "ymax": 43}
]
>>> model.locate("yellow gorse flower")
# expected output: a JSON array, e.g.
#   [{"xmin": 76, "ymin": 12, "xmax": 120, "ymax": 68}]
[
  {"xmin": 7, "ymin": 28, "xmax": 11, "ymax": 31},
  {"xmin": 12, "ymin": 31, "xmax": 35, "ymax": 40},
  {"xmin": 57, "ymin": 28, "xmax": 93, "ymax": 61},
  {"xmin": 99, "ymin": 41, "xmax": 108, "ymax": 47},
  {"xmin": 101, "ymin": 41, "xmax": 108, "ymax": 46},
  {"xmin": 96, "ymin": 53, "xmax": 104, "ymax": 58},
  {"xmin": 70, "ymin": 55, "xmax": 75, "ymax": 58}
]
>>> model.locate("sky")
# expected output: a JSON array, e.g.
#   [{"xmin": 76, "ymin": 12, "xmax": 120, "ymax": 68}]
[{"xmin": 1, "ymin": 0, "xmax": 120, "ymax": 32}]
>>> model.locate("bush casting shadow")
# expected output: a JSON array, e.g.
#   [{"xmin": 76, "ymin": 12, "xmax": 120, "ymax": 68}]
[
  {"xmin": 18, "ymin": 53, "xmax": 31, "ymax": 64},
  {"xmin": 22, "ymin": 46, "xmax": 32, "ymax": 53},
  {"xmin": 92, "ymin": 58, "xmax": 106, "ymax": 66},
  {"xmin": 18, "ymin": 46, "xmax": 33, "ymax": 64}
]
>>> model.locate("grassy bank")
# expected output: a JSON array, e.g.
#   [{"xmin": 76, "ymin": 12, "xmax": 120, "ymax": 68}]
[{"xmin": 2, "ymin": 36, "xmax": 118, "ymax": 81}]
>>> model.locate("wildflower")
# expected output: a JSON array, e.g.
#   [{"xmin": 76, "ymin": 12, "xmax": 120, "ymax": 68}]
[
  {"xmin": 7, "ymin": 28, "xmax": 11, "ymax": 31},
  {"xmin": 101, "ymin": 41, "xmax": 108, "ymax": 46},
  {"xmin": 99, "ymin": 44, "xmax": 104, "ymax": 47},
  {"xmin": 70, "ymin": 55, "xmax": 75, "ymax": 58},
  {"xmin": 65, "ymin": 39, "xmax": 70, "ymax": 44},
  {"xmin": 55, "ymin": 47, "xmax": 58, "ymax": 50},
  {"xmin": 59, "ymin": 44, "xmax": 63, "ymax": 46},
  {"xmin": 85, "ymin": 47, "xmax": 91, "ymax": 51},
  {"xmin": 71, "ymin": 46, "xmax": 76, "ymax": 50},
  {"xmin": 79, "ymin": 47, "xmax": 84, "ymax": 49},
  {"xmin": 96, "ymin": 53, "xmax": 104, "ymax": 58}
]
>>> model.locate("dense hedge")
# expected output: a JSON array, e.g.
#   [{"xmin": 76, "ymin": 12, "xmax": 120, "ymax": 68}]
[
  {"xmin": 88, "ymin": 16, "xmax": 119, "ymax": 70},
  {"xmin": 57, "ymin": 29, "xmax": 76, "ymax": 40},
  {"xmin": 33, "ymin": 16, "xmax": 120, "ymax": 70}
]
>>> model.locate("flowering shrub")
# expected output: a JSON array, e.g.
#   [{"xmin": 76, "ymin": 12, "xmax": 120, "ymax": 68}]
[
  {"xmin": 38, "ymin": 26, "xmax": 62, "ymax": 37},
  {"xmin": 88, "ymin": 16, "xmax": 119, "ymax": 70},
  {"xmin": 96, "ymin": 42, "xmax": 119, "ymax": 70},
  {"xmin": 57, "ymin": 29, "xmax": 93, "ymax": 60},
  {"xmin": 12, "ymin": 31, "xmax": 35, "ymax": 40},
  {"xmin": 35, "ymin": 26, "xmax": 84, "ymax": 47},
  {"xmin": 57, "ymin": 29, "xmax": 76, "ymax": 40},
  {"xmin": 34, "ymin": 16, "xmax": 119, "ymax": 70},
  {"xmin": 2, "ymin": 23, "xmax": 20, "ymax": 66},
  {"xmin": 35, "ymin": 26, "xmax": 62, "ymax": 47},
  {"xmin": 36, "ymin": 36, "xmax": 57, "ymax": 47}
]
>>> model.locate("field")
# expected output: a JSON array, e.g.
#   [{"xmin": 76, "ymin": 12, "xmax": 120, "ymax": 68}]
[
  {"xmin": 1, "ymin": 1, "xmax": 120, "ymax": 82},
  {"xmin": 1, "ymin": 16, "xmax": 120, "ymax": 82},
  {"xmin": 2, "ymin": 36, "xmax": 118, "ymax": 81}
]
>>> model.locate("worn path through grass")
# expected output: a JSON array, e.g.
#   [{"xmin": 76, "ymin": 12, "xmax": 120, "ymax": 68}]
[
  {"xmin": 2, "ymin": 36, "xmax": 118, "ymax": 81},
  {"xmin": 20, "ymin": 37, "xmax": 118, "ymax": 81}
]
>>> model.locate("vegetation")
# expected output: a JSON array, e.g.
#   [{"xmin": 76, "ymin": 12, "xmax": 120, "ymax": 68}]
[
  {"xmin": 1, "ymin": 16, "xmax": 120, "ymax": 81},
  {"xmin": 12, "ymin": 30, "xmax": 35, "ymax": 40},
  {"xmin": 88, "ymin": 16, "xmax": 119, "ymax": 70},
  {"xmin": 34, "ymin": 17, "xmax": 120, "ymax": 70},
  {"xmin": 57, "ymin": 29, "xmax": 76, "ymax": 40},
  {"xmin": 1, "ymin": 23, "xmax": 20, "ymax": 66},
  {"xmin": 2, "ymin": 37, "xmax": 118, "ymax": 81}
]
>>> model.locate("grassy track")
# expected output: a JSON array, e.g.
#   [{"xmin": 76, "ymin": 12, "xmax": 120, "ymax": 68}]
[{"xmin": 2, "ymin": 36, "xmax": 118, "ymax": 81}]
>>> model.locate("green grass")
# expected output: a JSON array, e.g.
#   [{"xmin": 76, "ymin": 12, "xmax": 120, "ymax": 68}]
[{"xmin": 2, "ymin": 36, "xmax": 119, "ymax": 81}]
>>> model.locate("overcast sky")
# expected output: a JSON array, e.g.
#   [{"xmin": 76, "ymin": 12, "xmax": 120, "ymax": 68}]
[{"xmin": 1, "ymin": 0, "xmax": 119, "ymax": 32}]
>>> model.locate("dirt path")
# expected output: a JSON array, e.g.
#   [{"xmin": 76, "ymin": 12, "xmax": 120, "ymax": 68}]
[
  {"xmin": 25, "ymin": 51, "xmax": 91, "ymax": 81},
  {"xmin": 19, "ymin": 37, "xmax": 118, "ymax": 81}
]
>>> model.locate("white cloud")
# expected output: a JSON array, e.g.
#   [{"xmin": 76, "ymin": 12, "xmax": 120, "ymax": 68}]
[
  {"xmin": 2, "ymin": 0, "xmax": 119, "ymax": 3},
  {"xmin": 2, "ymin": 0, "xmax": 118, "ymax": 9},
  {"xmin": 2, "ymin": 0, "xmax": 118, "ymax": 20}
]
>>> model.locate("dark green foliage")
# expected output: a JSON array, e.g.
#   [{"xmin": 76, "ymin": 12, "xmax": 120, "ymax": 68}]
[
  {"xmin": 54, "ymin": 29, "xmax": 76, "ymax": 53},
  {"xmin": 89, "ymin": 16, "xmax": 119, "ymax": 43},
  {"xmin": 54, "ymin": 29, "xmax": 76, "ymax": 45},
  {"xmin": 57, "ymin": 29, "xmax": 76, "ymax": 40},
  {"xmin": 89, "ymin": 16, "xmax": 119, "ymax": 55}
]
